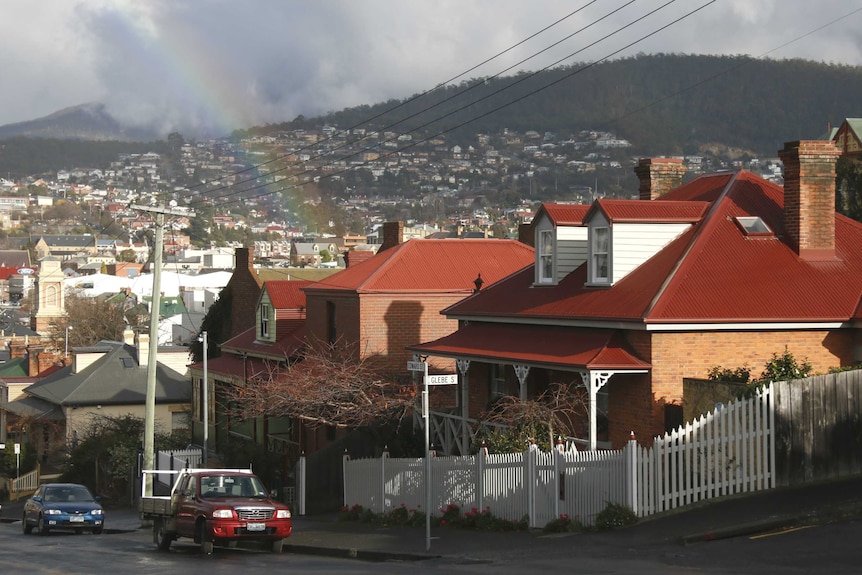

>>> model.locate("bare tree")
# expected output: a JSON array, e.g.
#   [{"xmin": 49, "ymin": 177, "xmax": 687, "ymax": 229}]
[
  {"xmin": 223, "ymin": 343, "xmax": 416, "ymax": 429},
  {"xmin": 479, "ymin": 382, "xmax": 589, "ymax": 450},
  {"xmin": 58, "ymin": 290, "xmax": 144, "ymax": 349}
]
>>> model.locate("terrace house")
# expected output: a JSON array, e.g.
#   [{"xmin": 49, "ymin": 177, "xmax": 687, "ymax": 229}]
[{"xmin": 410, "ymin": 141, "xmax": 862, "ymax": 453}]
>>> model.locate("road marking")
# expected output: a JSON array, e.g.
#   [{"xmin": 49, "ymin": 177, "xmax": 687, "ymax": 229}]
[{"xmin": 749, "ymin": 525, "xmax": 815, "ymax": 539}]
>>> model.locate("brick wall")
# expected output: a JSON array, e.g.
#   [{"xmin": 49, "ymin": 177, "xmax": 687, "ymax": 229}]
[{"xmin": 606, "ymin": 329, "xmax": 855, "ymax": 447}]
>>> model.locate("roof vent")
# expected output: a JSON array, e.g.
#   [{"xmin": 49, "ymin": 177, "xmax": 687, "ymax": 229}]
[{"xmin": 735, "ymin": 216, "xmax": 772, "ymax": 236}]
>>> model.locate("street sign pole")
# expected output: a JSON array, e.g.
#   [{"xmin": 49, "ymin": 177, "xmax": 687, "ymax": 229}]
[
  {"xmin": 422, "ymin": 361, "xmax": 431, "ymax": 552},
  {"xmin": 407, "ymin": 360, "xmax": 458, "ymax": 552}
]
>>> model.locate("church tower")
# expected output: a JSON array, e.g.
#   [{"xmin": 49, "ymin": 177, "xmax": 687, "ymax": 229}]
[{"xmin": 32, "ymin": 257, "xmax": 66, "ymax": 335}]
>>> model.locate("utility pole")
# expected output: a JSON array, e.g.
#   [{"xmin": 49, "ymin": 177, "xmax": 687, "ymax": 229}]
[
  {"xmin": 201, "ymin": 330, "xmax": 208, "ymax": 466},
  {"xmin": 131, "ymin": 203, "xmax": 194, "ymax": 495}
]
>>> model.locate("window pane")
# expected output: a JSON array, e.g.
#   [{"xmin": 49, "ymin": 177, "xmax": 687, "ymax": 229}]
[{"xmin": 594, "ymin": 228, "xmax": 609, "ymax": 252}]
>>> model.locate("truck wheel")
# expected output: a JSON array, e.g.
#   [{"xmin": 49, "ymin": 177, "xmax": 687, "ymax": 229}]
[
  {"xmin": 197, "ymin": 521, "xmax": 213, "ymax": 555},
  {"xmin": 154, "ymin": 520, "xmax": 172, "ymax": 551},
  {"xmin": 225, "ymin": 540, "xmax": 238, "ymax": 549},
  {"xmin": 271, "ymin": 538, "xmax": 284, "ymax": 553}
]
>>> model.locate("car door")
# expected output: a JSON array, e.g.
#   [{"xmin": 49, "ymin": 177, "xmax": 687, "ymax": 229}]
[
  {"xmin": 24, "ymin": 486, "xmax": 45, "ymax": 525},
  {"xmin": 174, "ymin": 475, "xmax": 197, "ymax": 537}
]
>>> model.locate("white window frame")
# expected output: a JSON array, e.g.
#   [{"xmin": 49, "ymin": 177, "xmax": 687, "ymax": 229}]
[
  {"xmin": 538, "ymin": 229, "xmax": 555, "ymax": 283},
  {"xmin": 260, "ymin": 303, "xmax": 270, "ymax": 338},
  {"xmin": 591, "ymin": 226, "xmax": 610, "ymax": 284}
]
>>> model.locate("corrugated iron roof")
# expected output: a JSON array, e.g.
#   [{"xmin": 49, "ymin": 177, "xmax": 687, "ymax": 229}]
[
  {"xmin": 588, "ymin": 199, "xmax": 710, "ymax": 223},
  {"xmin": 537, "ymin": 203, "xmax": 590, "ymax": 226},
  {"xmin": 444, "ymin": 169, "xmax": 862, "ymax": 325},
  {"xmin": 302, "ymin": 238, "xmax": 534, "ymax": 293},
  {"xmin": 263, "ymin": 280, "xmax": 310, "ymax": 309},
  {"xmin": 408, "ymin": 324, "xmax": 650, "ymax": 370}
]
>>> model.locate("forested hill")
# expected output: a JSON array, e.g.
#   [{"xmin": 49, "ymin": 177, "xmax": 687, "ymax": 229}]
[{"xmin": 249, "ymin": 54, "xmax": 862, "ymax": 158}]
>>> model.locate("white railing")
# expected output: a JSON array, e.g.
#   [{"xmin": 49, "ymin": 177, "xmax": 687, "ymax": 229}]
[
  {"xmin": 154, "ymin": 448, "xmax": 203, "ymax": 487},
  {"xmin": 9, "ymin": 467, "xmax": 40, "ymax": 500},
  {"xmin": 345, "ymin": 384, "xmax": 775, "ymax": 527}
]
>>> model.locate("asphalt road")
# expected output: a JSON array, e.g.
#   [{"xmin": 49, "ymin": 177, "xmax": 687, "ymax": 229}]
[{"xmin": 2, "ymin": 509, "xmax": 861, "ymax": 574}]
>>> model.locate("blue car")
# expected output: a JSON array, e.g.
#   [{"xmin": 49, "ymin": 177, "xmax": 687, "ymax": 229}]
[{"xmin": 22, "ymin": 483, "xmax": 104, "ymax": 535}]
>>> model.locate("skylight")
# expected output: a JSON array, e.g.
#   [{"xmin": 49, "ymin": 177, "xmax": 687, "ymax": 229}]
[{"xmin": 735, "ymin": 217, "xmax": 772, "ymax": 236}]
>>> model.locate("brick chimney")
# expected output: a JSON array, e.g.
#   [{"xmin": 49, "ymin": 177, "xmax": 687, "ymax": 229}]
[
  {"xmin": 634, "ymin": 158, "xmax": 686, "ymax": 200},
  {"xmin": 344, "ymin": 249, "xmax": 375, "ymax": 268},
  {"xmin": 378, "ymin": 221, "xmax": 404, "ymax": 252},
  {"xmin": 518, "ymin": 223, "xmax": 535, "ymax": 247},
  {"xmin": 778, "ymin": 140, "xmax": 840, "ymax": 260}
]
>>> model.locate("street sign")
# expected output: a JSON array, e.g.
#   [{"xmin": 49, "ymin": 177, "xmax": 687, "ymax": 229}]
[
  {"xmin": 427, "ymin": 374, "xmax": 458, "ymax": 386},
  {"xmin": 407, "ymin": 361, "xmax": 426, "ymax": 372}
]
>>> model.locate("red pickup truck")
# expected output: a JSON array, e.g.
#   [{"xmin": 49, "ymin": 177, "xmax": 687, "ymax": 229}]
[{"xmin": 139, "ymin": 468, "xmax": 292, "ymax": 554}]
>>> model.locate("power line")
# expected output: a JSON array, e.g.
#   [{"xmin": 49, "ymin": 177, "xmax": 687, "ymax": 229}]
[
  {"xmin": 183, "ymin": 1, "xmax": 604, "ymax": 197},
  {"xmin": 191, "ymin": 0, "xmax": 686, "ymax": 208},
  {"xmin": 197, "ymin": 1, "xmax": 714, "ymax": 212}
]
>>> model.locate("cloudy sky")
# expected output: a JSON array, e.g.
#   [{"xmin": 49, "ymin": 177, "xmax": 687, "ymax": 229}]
[{"xmin": 2, "ymin": 0, "xmax": 861, "ymax": 137}]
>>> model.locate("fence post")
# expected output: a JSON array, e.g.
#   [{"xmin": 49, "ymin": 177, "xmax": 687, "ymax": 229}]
[
  {"xmin": 342, "ymin": 449, "xmax": 350, "ymax": 511},
  {"xmin": 526, "ymin": 440, "xmax": 538, "ymax": 528},
  {"xmin": 296, "ymin": 452, "xmax": 306, "ymax": 516},
  {"xmin": 379, "ymin": 447, "xmax": 389, "ymax": 514},
  {"xmin": 625, "ymin": 433, "xmax": 639, "ymax": 516},
  {"xmin": 554, "ymin": 437, "xmax": 564, "ymax": 520},
  {"xmin": 477, "ymin": 442, "xmax": 487, "ymax": 513}
]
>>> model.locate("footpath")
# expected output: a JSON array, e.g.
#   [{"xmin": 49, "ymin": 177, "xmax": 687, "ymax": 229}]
[{"xmin": 3, "ymin": 475, "xmax": 862, "ymax": 562}]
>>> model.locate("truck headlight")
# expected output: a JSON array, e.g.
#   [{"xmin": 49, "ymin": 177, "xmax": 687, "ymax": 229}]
[
  {"xmin": 275, "ymin": 509, "xmax": 291, "ymax": 519},
  {"xmin": 212, "ymin": 509, "xmax": 234, "ymax": 519}
]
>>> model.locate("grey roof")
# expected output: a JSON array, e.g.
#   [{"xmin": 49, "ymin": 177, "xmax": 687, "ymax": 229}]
[
  {"xmin": 0, "ymin": 250, "xmax": 31, "ymax": 268},
  {"xmin": 1, "ymin": 395, "xmax": 63, "ymax": 420},
  {"xmin": 34, "ymin": 235, "xmax": 97, "ymax": 248},
  {"xmin": 24, "ymin": 342, "xmax": 189, "ymax": 407}
]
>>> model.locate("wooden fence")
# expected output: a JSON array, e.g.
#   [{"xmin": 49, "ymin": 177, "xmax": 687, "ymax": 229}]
[
  {"xmin": 773, "ymin": 370, "xmax": 862, "ymax": 486},
  {"xmin": 343, "ymin": 384, "xmax": 775, "ymax": 527}
]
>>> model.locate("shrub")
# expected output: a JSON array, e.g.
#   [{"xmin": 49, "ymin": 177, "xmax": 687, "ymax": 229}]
[
  {"xmin": 543, "ymin": 513, "xmax": 583, "ymax": 533},
  {"xmin": 341, "ymin": 502, "xmax": 526, "ymax": 531},
  {"xmin": 594, "ymin": 502, "xmax": 637, "ymax": 530}
]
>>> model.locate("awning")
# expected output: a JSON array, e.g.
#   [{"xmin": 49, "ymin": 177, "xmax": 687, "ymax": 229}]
[{"xmin": 408, "ymin": 324, "xmax": 651, "ymax": 371}]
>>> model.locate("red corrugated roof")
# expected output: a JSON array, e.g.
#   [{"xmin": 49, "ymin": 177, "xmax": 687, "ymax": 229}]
[
  {"xmin": 221, "ymin": 324, "xmax": 306, "ymax": 360},
  {"xmin": 302, "ymin": 239, "xmax": 534, "ymax": 293},
  {"xmin": 445, "ymin": 170, "xmax": 862, "ymax": 325},
  {"xmin": 537, "ymin": 203, "xmax": 590, "ymax": 225},
  {"xmin": 263, "ymin": 280, "xmax": 310, "ymax": 309},
  {"xmin": 588, "ymin": 199, "xmax": 709, "ymax": 223},
  {"xmin": 408, "ymin": 324, "xmax": 650, "ymax": 370}
]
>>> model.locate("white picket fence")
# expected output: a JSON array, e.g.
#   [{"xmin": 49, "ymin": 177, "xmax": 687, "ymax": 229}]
[{"xmin": 343, "ymin": 383, "xmax": 775, "ymax": 527}]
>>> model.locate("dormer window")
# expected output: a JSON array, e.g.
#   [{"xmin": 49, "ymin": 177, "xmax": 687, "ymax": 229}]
[
  {"xmin": 591, "ymin": 227, "xmax": 610, "ymax": 283},
  {"xmin": 260, "ymin": 303, "xmax": 270, "ymax": 338},
  {"xmin": 538, "ymin": 229, "xmax": 554, "ymax": 283}
]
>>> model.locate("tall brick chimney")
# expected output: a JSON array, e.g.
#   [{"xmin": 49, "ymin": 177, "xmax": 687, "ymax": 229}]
[
  {"xmin": 634, "ymin": 158, "xmax": 686, "ymax": 200},
  {"xmin": 778, "ymin": 140, "xmax": 840, "ymax": 260},
  {"xmin": 378, "ymin": 221, "xmax": 404, "ymax": 252}
]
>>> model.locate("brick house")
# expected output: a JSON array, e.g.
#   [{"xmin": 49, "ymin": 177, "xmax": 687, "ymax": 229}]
[
  {"xmin": 410, "ymin": 140, "xmax": 862, "ymax": 453},
  {"xmin": 188, "ymin": 227, "xmax": 534, "ymax": 471},
  {"xmin": 302, "ymin": 222, "xmax": 536, "ymax": 373}
]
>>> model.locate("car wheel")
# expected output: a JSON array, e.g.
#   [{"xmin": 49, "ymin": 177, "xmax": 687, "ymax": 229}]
[
  {"xmin": 271, "ymin": 538, "xmax": 284, "ymax": 553},
  {"xmin": 37, "ymin": 515, "xmax": 50, "ymax": 536},
  {"xmin": 92, "ymin": 526, "xmax": 103, "ymax": 535},
  {"xmin": 22, "ymin": 515, "xmax": 33, "ymax": 535},
  {"xmin": 154, "ymin": 520, "xmax": 171, "ymax": 551}
]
